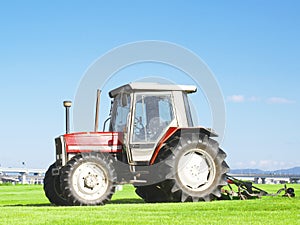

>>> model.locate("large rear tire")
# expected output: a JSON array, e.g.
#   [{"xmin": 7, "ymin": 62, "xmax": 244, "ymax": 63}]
[
  {"xmin": 60, "ymin": 152, "xmax": 117, "ymax": 206},
  {"xmin": 164, "ymin": 134, "xmax": 229, "ymax": 202},
  {"xmin": 135, "ymin": 182, "xmax": 172, "ymax": 203},
  {"xmin": 43, "ymin": 163, "xmax": 70, "ymax": 206}
]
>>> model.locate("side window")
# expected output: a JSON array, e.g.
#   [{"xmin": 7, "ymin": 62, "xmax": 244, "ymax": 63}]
[
  {"xmin": 110, "ymin": 94, "xmax": 131, "ymax": 132},
  {"xmin": 132, "ymin": 94, "xmax": 174, "ymax": 142},
  {"xmin": 183, "ymin": 93, "xmax": 194, "ymax": 127}
]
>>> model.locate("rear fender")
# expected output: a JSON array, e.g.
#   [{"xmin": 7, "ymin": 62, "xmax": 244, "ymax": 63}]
[{"xmin": 149, "ymin": 127, "xmax": 217, "ymax": 165}]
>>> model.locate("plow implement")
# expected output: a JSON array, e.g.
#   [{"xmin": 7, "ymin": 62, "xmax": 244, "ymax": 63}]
[{"xmin": 221, "ymin": 175, "xmax": 296, "ymax": 200}]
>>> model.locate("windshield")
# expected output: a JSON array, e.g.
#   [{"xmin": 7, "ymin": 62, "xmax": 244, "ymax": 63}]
[{"xmin": 110, "ymin": 93, "xmax": 131, "ymax": 132}]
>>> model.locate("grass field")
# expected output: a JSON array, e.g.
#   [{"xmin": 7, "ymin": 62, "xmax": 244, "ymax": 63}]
[{"xmin": 0, "ymin": 184, "xmax": 299, "ymax": 224}]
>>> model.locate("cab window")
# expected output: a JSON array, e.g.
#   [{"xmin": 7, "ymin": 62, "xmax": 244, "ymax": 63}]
[
  {"xmin": 132, "ymin": 93, "xmax": 174, "ymax": 142},
  {"xmin": 110, "ymin": 93, "xmax": 131, "ymax": 132}
]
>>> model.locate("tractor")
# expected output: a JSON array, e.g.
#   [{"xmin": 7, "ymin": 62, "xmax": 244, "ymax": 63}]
[{"xmin": 44, "ymin": 82, "xmax": 230, "ymax": 206}]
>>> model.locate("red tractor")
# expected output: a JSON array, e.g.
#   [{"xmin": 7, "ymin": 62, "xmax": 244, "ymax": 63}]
[{"xmin": 44, "ymin": 82, "xmax": 229, "ymax": 205}]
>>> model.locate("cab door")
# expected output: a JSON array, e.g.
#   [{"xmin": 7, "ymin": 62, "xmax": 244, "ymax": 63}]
[{"xmin": 128, "ymin": 92, "xmax": 176, "ymax": 163}]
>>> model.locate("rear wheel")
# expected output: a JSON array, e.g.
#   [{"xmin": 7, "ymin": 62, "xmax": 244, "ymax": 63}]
[
  {"xmin": 60, "ymin": 153, "xmax": 117, "ymax": 206},
  {"xmin": 164, "ymin": 134, "xmax": 229, "ymax": 202},
  {"xmin": 43, "ymin": 163, "xmax": 69, "ymax": 206},
  {"xmin": 135, "ymin": 182, "xmax": 172, "ymax": 203}
]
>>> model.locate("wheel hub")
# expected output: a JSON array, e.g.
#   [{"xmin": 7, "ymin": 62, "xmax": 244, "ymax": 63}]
[
  {"xmin": 177, "ymin": 149, "xmax": 215, "ymax": 191},
  {"xmin": 189, "ymin": 164, "xmax": 202, "ymax": 178},
  {"xmin": 83, "ymin": 173, "xmax": 98, "ymax": 189},
  {"xmin": 71, "ymin": 162, "xmax": 108, "ymax": 201}
]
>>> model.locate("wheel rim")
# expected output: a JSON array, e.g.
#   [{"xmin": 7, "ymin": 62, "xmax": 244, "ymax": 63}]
[
  {"xmin": 71, "ymin": 162, "xmax": 109, "ymax": 201},
  {"xmin": 177, "ymin": 149, "xmax": 216, "ymax": 192}
]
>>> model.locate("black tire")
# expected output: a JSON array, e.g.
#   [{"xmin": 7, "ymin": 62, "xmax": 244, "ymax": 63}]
[
  {"xmin": 43, "ymin": 163, "xmax": 70, "ymax": 206},
  {"xmin": 286, "ymin": 188, "xmax": 295, "ymax": 197},
  {"xmin": 135, "ymin": 182, "xmax": 172, "ymax": 203},
  {"xmin": 163, "ymin": 134, "xmax": 229, "ymax": 202},
  {"xmin": 60, "ymin": 152, "xmax": 117, "ymax": 206}
]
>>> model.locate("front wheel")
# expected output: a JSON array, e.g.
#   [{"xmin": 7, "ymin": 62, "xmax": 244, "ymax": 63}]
[{"xmin": 60, "ymin": 153, "xmax": 117, "ymax": 206}]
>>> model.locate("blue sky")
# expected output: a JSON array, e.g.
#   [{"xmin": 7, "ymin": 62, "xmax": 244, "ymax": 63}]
[{"xmin": 0, "ymin": 1, "xmax": 299, "ymax": 170}]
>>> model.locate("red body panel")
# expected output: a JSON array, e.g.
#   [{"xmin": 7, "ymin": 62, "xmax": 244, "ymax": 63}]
[{"xmin": 64, "ymin": 132, "xmax": 123, "ymax": 153}]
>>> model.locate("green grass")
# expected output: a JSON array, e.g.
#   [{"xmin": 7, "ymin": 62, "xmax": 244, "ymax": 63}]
[{"xmin": 0, "ymin": 184, "xmax": 299, "ymax": 224}]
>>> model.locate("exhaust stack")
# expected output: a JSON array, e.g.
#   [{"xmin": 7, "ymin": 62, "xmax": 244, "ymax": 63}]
[
  {"xmin": 94, "ymin": 89, "xmax": 101, "ymax": 132},
  {"xmin": 63, "ymin": 100, "xmax": 72, "ymax": 134}
]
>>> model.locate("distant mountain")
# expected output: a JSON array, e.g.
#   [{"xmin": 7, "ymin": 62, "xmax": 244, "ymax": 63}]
[
  {"xmin": 230, "ymin": 169, "xmax": 265, "ymax": 174},
  {"xmin": 272, "ymin": 167, "xmax": 300, "ymax": 175},
  {"xmin": 230, "ymin": 167, "xmax": 300, "ymax": 175}
]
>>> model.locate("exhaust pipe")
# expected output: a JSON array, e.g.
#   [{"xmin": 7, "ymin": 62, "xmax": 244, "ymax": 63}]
[
  {"xmin": 94, "ymin": 89, "xmax": 101, "ymax": 132},
  {"xmin": 63, "ymin": 100, "xmax": 72, "ymax": 134}
]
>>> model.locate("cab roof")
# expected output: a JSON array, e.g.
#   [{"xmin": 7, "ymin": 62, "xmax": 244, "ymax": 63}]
[{"xmin": 109, "ymin": 82, "xmax": 197, "ymax": 98}]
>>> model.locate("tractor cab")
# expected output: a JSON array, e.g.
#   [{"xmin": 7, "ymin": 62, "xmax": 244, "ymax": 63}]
[{"xmin": 108, "ymin": 83, "xmax": 197, "ymax": 164}]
